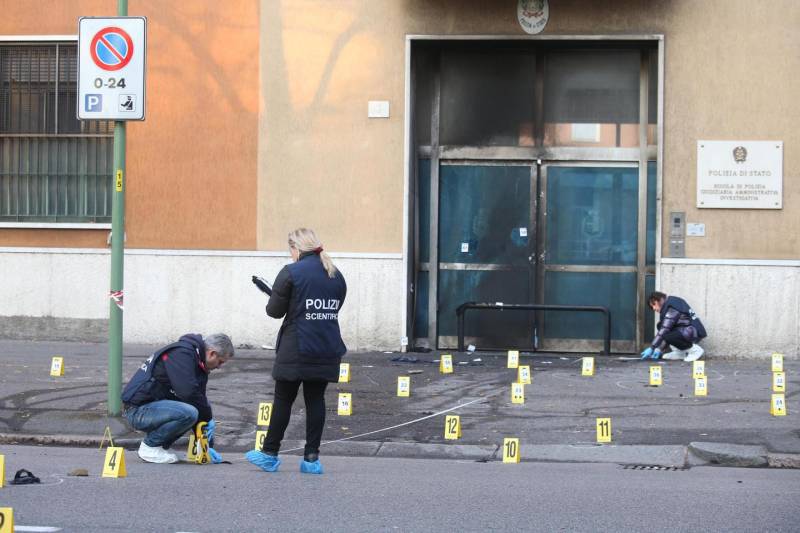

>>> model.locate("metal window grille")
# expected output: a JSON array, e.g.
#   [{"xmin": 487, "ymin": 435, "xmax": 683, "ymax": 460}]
[{"xmin": 0, "ymin": 43, "xmax": 113, "ymax": 223}]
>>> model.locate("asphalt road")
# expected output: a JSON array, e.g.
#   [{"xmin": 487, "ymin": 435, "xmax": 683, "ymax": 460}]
[{"xmin": 1, "ymin": 445, "xmax": 799, "ymax": 532}]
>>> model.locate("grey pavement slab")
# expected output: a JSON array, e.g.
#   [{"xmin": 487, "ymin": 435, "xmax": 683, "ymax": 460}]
[{"xmin": 1, "ymin": 339, "xmax": 799, "ymax": 464}]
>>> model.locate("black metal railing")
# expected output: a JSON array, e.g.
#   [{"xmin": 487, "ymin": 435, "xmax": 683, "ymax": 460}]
[{"xmin": 456, "ymin": 302, "xmax": 612, "ymax": 356}]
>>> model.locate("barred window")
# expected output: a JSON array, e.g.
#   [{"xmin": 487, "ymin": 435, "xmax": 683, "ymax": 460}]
[{"xmin": 0, "ymin": 42, "xmax": 113, "ymax": 224}]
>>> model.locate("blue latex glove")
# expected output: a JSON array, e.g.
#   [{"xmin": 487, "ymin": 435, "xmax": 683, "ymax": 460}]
[
  {"xmin": 652, "ymin": 349, "xmax": 662, "ymax": 360},
  {"xmin": 640, "ymin": 347, "xmax": 654, "ymax": 360},
  {"xmin": 209, "ymin": 447, "xmax": 223, "ymax": 464},
  {"xmin": 205, "ymin": 419, "xmax": 217, "ymax": 446}
]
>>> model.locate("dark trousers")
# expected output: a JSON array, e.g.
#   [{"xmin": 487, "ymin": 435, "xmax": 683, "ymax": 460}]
[
  {"xmin": 262, "ymin": 380, "xmax": 328, "ymax": 459},
  {"xmin": 663, "ymin": 330, "xmax": 693, "ymax": 350}
]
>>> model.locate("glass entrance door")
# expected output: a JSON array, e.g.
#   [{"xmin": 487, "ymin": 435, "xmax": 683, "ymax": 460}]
[
  {"xmin": 538, "ymin": 164, "xmax": 640, "ymax": 352},
  {"xmin": 436, "ymin": 163, "xmax": 535, "ymax": 349}
]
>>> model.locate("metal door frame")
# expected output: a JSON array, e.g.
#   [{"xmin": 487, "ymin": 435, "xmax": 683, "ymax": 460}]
[
  {"xmin": 431, "ymin": 159, "xmax": 538, "ymax": 349},
  {"xmin": 537, "ymin": 161, "xmax": 640, "ymax": 353},
  {"xmin": 406, "ymin": 37, "xmax": 663, "ymax": 352}
]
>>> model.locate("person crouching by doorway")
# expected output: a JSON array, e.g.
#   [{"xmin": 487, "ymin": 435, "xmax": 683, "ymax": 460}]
[
  {"xmin": 641, "ymin": 291, "xmax": 707, "ymax": 361},
  {"xmin": 246, "ymin": 228, "xmax": 347, "ymax": 475}
]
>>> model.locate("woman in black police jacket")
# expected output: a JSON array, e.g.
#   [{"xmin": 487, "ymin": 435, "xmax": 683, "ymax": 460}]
[{"xmin": 246, "ymin": 228, "xmax": 346, "ymax": 475}]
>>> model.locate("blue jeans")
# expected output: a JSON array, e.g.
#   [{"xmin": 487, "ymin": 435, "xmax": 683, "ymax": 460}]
[{"xmin": 125, "ymin": 400, "xmax": 198, "ymax": 449}]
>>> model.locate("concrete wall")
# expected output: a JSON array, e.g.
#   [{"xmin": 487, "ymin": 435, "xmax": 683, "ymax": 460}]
[
  {"xmin": 0, "ymin": 248, "xmax": 403, "ymax": 350},
  {"xmin": 660, "ymin": 261, "xmax": 800, "ymax": 358},
  {"xmin": 2, "ymin": 248, "xmax": 796, "ymax": 357}
]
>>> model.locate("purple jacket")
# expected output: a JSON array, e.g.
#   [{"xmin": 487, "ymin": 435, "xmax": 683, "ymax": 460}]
[{"xmin": 651, "ymin": 296, "xmax": 707, "ymax": 350}]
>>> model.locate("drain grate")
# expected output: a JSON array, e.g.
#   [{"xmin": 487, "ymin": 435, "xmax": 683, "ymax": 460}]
[{"xmin": 622, "ymin": 464, "xmax": 686, "ymax": 471}]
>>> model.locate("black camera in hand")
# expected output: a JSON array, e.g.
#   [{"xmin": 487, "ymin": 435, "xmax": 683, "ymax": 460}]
[{"xmin": 251, "ymin": 275, "xmax": 272, "ymax": 296}]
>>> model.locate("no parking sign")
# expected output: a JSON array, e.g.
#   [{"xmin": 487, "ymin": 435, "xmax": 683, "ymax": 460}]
[{"xmin": 78, "ymin": 17, "xmax": 146, "ymax": 120}]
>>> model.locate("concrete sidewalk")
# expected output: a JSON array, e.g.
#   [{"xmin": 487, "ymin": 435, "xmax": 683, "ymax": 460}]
[{"xmin": 0, "ymin": 340, "xmax": 797, "ymax": 467}]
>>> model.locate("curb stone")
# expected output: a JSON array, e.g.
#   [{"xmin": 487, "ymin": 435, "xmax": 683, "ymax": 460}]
[
  {"xmin": 767, "ymin": 453, "xmax": 800, "ymax": 469},
  {"xmin": 2, "ymin": 433, "xmax": 799, "ymax": 468},
  {"xmin": 376, "ymin": 442, "xmax": 499, "ymax": 461},
  {"xmin": 0, "ymin": 433, "xmax": 141, "ymax": 450},
  {"xmin": 516, "ymin": 444, "xmax": 688, "ymax": 467},
  {"xmin": 688, "ymin": 441, "xmax": 768, "ymax": 467}
]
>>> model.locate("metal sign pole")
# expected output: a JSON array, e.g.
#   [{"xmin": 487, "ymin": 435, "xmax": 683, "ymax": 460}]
[{"xmin": 108, "ymin": 0, "xmax": 128, "ymax": 416}]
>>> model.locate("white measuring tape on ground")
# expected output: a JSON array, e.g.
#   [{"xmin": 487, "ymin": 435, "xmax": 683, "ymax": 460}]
[{"xmin": 281, "ymin": 396, "xmax": 488, "ymax": 453}]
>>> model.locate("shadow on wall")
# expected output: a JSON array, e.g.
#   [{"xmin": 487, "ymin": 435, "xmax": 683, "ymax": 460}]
[
  {"xmin": 263, "ymin": 1, "xmax": 366, "ymax": 124},
  {"xmin": 124, "ymin": 1, "xmax": 259, "ymax": 249},
  {"xmin": 140, "ymin": 0, "xmax": 257, "ymax": 115}
]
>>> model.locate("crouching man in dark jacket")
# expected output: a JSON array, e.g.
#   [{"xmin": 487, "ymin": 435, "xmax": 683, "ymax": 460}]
[
  {"xmin": 641, "ymin": 291, "xmax": 707, "ymax": 362},
  {"xmin": 121, "ymin": 333, "xmax": 234, "ymax": 463}
]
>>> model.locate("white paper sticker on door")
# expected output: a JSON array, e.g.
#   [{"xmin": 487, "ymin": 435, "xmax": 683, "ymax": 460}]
[
  {"xmin": 519, "ymin": 227, "xmax": 528, "ymax": 237},
  {"xmin": 461, "ymin": 242, "xmax": 469, "ymax": 253}
]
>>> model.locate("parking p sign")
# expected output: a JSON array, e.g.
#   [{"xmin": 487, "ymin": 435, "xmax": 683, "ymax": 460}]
[{"xmin": 78, "ymin": 17, "xmax": 146, "ymax": 120}]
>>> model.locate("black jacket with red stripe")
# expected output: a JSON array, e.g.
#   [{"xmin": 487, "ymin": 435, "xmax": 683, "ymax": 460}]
[{"xmin": 121, "ymin": 334, "xmax": 213, "ymax": 421}]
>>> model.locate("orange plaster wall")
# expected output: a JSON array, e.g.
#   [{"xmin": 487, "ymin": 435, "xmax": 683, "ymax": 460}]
[{"xmin": 0, "ymin": 0, "xmax": 259, "ymax": 250}]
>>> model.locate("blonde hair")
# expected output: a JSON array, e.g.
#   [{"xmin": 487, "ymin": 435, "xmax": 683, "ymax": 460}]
[{"xmin": 288, "ymin": 227, "xmax": 338, "ymax": 278}]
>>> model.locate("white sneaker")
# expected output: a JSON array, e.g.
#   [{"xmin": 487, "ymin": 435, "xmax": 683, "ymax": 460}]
[
  {"xmin": 662, "ymin": 345, "xmax": 688, "ymax": 360},
  {"xmin": 138, "ymin": 442, "xmax": 179, "ymax": 464},
  {"xmin": 684, "ymin": 344, "xmax": 705, "ymax": 362}
]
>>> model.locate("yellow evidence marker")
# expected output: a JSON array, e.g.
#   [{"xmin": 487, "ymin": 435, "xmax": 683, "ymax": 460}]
[
  {"xmin": 772, "ymin": 371, "xmax": 786, "ymax": 393},
  {"xmin": 339, "ymin": 362, "xmax": 350, "ymax": 383},
  {"xmin": 507, "ymin": 350, "xmax": 520, "ymax": 369},
  {"xmin": 102, "ymin": 446, "xmax": 127, "ymax": 478},
  {"xmin": 0, "ymin": 454, "xmax": 4, "ymax": 488},
  {"xmin": 257, "ymin": 402, "xmax": 273, "ymax": 426},
  {"xmin": 187, "ymin": 422, "xmax": 210, "ymax": 464},
  {"xmin": 771, "ymin": 353, "xmax": 784, "ymax": 373},
  {"xmin": 50, "ymin": 356, "xmax": 64, "ymax": 377},
  {"xmin": 0, "ymin": 508, "xmax": 13, "ymax": 533},
  {"xmin": 770, "ymin": 394, "xmax": 787, "ymax": 416},
  {"xmin": 440, "ymin": 354, "xmax": 454, "ymax": 374},
  {"xmin": 649, "ymin": 365, "xmax": 663, "ymax": 386},
  {"xmin": 582, "ymin": 357, "xmax": 595, "ymax": 376},
  {"xmin": 596, "ymin": 418, "xmax": 612, "ymax": 443},
  {"xmin": 511, "ymin": 382, "xmax": 525, "ymax": 404},
  {"xmin": 338, "ymin": 393, "xmax": 352, "ymax": 416},
  {"xmin": 692, "ymin": 360, "xmax": 705, "ymax": 379},
  {"xmin": 518, "ymin": 365, "xmax": 531, "ymax": 385},
  {"xmin": 255, "ymin": 430, "xmax": 268, "ymax": 451},
  {"xmin": 503, "ymin": 438, "xmax": 521, "ymax": 463},
  {"xmin": 444, "ymin": 415, "xmax": 461, "ymax": 440},
  {"xmin": 694, "ymin": 376, "xmax": 708, "ymax": 396},
  {"xmin": 397, "ymin": 376, "xmax": 411, "ymax": 397}
]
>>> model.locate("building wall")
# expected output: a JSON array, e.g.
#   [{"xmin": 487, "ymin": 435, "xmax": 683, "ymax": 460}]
[
  {"xmin": 259, "ymin": 0, "xmax": 800, "ymax": 258},
  {"xmin": 0, "ymin": 248, "xmax": 403, "ymax": 350},
  {"xmin": 661, "ymin": 261, "xmax": 800, "ymax": 358},
  {"xmin": 0, "ymin": 0, "xmax": 260, "ymax": 250},
  {"xmin": 1, "ymin": 0, "xmax": 798, "ymax": 355}
]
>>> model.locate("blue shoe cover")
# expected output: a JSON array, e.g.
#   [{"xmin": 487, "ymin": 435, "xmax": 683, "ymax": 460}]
[
  {"xmin": 246, "ymin": 450, "xmax": 281, "ymax": 472},
  {"xmin": 300, "ymin": 459, "xmax": 323, "ymax": 475}
]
